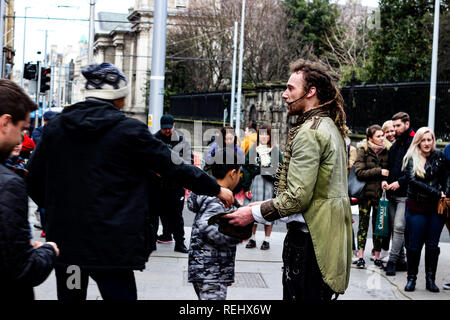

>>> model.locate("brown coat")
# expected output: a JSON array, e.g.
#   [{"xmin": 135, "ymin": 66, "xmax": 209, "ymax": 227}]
[{"xmin": 354, "ymin": 140, "xmax": 390, "ymax": 201}]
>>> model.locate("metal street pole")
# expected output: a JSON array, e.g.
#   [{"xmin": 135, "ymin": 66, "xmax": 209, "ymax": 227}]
[
  {"xmin": 35, "ymin": 61, "xmax": 42, "ymax": 128},
  {"xmin": 0, "ymin": 0, "xmax": 5, "ymax": 78},
  {"xmin": 44, "ymin": 30, "xmax": 48, "ymax": 66},
  {"xmin": 88, "ymin": 0, "xmax": 96, "ymax": 64},
  {"xmin": 57, "ymin": 62, "xmax": 62, "ymax": 108},
  {"xmin": 148, "ymin": 0, "xmax": 168, "ymax": 134},
  {"xmin": 230, "ymin": 21, "xmax": 238, "ymax": 126},
  {"xmin": 235, "ymin": 0, "xmax": 246, "ymax": 135},
  {"xmin": 428, "ymin": 0, "xmax": 440, "ymax": 131},
  {"xmin": 21, "ymin": 6, "xmax": 31, "ymax": 87},
  {"xmin": 50, "ymin": 57, "xmax": 55, "ymax": 107}
]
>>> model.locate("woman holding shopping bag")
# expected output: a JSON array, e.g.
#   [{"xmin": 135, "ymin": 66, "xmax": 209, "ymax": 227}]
[
  {"xmin": 402, "ymin": 127, "xmax": 449, "ymax": 292},
  {"xmin": 354, "ymin": 125, "xmax": 391, "ymax": 269}
]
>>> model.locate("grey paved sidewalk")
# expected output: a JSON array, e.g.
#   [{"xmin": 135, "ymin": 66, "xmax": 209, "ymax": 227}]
[
  {"xmin": 29, "ymin": 199, "xmax": 450, "ymax": 300},
  {"xmin": 31, "ymin": 225, "xmax": 450, "ymax": 300}
]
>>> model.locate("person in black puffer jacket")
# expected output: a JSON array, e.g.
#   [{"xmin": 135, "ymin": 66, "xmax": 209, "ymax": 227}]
[
  {"xmin": 381, "ymin": 112, "xmax": 415, "ymax": 276},
  {"xmin": 401, "ymin": 127, "xmax": 450, "ymax": 293},
  {"xmin": 0, "ymin": 79, "xmax": 59, "ymax": 300},
  {"xmin": 25, "ymin": 63, "xmax": 234, "ymax": 301}
]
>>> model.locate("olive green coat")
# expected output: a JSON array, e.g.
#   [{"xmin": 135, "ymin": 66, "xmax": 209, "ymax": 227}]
[{"xmin": 260, "ymin": 113, "xmax": 353, "ymax": 294}]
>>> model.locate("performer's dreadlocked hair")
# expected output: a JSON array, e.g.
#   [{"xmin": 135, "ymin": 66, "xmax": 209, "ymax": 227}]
[{"xmin": 289, "ymin": 59, "xmax": 350, "ymax": 138}]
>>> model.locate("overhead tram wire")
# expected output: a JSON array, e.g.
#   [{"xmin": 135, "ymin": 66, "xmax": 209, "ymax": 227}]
[
  {"xmin": 7, "ymin": 15, "xmax": 220, "ymax": 27},
  {"xmin": 102, "ymin": 52, "xmax": 232, "ymax": 62}
]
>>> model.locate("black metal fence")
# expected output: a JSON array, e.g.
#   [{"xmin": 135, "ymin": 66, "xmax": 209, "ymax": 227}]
[
  {"xmin": 341, "ymin": 81, "xmax": 450, "ymax": 141},
  {"xmin": 169, "ymin": 82, "xmax": 450, "ymax": 140},
  {"xmin": 169, "ymin": 92, "xmax": 231, "ymax": 122}
]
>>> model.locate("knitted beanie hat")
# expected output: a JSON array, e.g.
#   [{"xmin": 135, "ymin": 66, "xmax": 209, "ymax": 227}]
[{"xmin": 82, "ymin": 63, "xmax": 129, "ymax": 100}]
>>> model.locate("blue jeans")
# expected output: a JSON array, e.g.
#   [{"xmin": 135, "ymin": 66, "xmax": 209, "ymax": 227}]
[{"xmin": 405, "ymin": 207, "xmax": 446, "ymax": 252}]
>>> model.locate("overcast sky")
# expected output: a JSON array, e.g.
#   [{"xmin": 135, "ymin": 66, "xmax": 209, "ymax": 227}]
[
  {"xmin": 14, "ymin": 0, "xmax": 134, "ymax": 71},
  {"xmin": 13, "ymin": 0, "xmax": 379, "ymax": 72}
]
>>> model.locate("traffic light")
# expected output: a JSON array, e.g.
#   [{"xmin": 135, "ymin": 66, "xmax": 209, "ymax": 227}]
[
  {"xmin": 40, "ymin": 67, "xmax": 51, "ymax": 93},
  {"xmin": 23, "ymin": 63, "xmax": 37, "ymax": 80}
]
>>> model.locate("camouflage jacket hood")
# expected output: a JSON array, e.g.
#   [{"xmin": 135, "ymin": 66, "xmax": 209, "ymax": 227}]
[{"xmin": 187, "ymin": 193, "xmax": 240, "ymax": 283}]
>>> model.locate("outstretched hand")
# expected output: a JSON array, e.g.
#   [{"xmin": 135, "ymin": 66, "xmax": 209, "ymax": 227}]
[
  {"xmin": 217, "ymin": 187, "xmax": 234, "ymax": 208},
  {"xmin": 224, "ymin": 206, "xmax": 254, "ymax": 227}
]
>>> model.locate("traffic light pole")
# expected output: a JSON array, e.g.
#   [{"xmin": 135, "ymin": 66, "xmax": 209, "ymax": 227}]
[
  {"xmin": 57, "ymin": 62, "xmax": 62, "ymax": 108},
  {"xmin": 50, "ymin": 59, "xmax": 55, "ymax": 107},
  {"xmin": 35, "ymin": 61, "xmax": 42, "ymax": 128},
  {"xmin": 21, "ymin": 7, "xmax": 31, "ymax": 87}
]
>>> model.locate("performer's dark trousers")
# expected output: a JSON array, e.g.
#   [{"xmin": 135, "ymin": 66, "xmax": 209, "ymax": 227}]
[{"xmin": 282, "ymin": 222, "xmax": 337, "ymax": 301}]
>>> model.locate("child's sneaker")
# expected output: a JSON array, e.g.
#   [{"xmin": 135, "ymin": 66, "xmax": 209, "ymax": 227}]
[
  {"xmin": 246, "ymin": 239, "xmax": 256, "ymax": 249},
  {"xmin": 356, "ymin": 258, "xmax": 365, "ymax": 269},
  {"xmin": 260, "ymin": 241, "xmax": 270, "ymax": 250},
  {"xmin": 157, "ymin": 234, "xmax": 174, "ymax": 243},
  {"xmin": 374, "ymin": 259, "xmax": 384, "ymax": 268}
]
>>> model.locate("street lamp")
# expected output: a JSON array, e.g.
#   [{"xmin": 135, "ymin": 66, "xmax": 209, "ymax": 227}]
[{"xmin": 88, "ymin": 0, "xmax": 96, "ymax": 64}]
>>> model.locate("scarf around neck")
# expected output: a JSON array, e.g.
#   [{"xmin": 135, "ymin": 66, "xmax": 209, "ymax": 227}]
[
  {"xmin": 368, "ymin": 140, "xmax": 385, "ymax": 155},
  {"xmin": 256, "ymin": 145, "xmax": 273, "ymax": 167}
]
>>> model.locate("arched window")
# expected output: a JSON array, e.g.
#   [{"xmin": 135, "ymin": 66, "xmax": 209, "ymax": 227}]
[{"xmin": 250, "ymin": 105, "xmax": 257, "ymax": 122}]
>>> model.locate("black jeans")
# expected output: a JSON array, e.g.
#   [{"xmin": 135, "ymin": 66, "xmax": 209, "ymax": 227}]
[
  {"xmin": 55, "ymin": 266, "xmax": 137, "ymax": 301},
  {"xmin": 282, "ymin": 223, "xmax": 337, "ymax": 301}
]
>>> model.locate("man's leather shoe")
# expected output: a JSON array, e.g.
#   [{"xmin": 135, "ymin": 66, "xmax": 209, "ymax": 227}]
[{"xmin": 385, "ymin": 261, "xmax": 396, "ymax": 276}]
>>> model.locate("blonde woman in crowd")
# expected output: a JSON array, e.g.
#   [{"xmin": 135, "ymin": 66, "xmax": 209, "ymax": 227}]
[
  {"xmin": 382, "ymin": 120, "xmax": 396, "ymax": 143},
  {"xmin": 402, "ymin": 127, "xmax": 449, "ymax": 292}
]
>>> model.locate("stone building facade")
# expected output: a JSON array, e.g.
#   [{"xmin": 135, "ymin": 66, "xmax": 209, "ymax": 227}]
[
  {"xmin": 71, "ymin": 0, "xmax": 190, "ymax": 122},
  {"xmin": 2, "ymin": 0, "xmax": 15, "ymax": 79}
]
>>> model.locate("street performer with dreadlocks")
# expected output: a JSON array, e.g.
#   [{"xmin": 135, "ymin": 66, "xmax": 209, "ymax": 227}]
[{"xmin": 226, "ymin": 59, "xmax": 353, "ymax": 301}]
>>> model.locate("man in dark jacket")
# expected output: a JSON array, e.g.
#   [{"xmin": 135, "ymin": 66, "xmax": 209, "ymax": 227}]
[
  {"xmin": 31, "ymin": 110, "xmax": 57, "ymax": 145},
  {"xmin": 0, "ymin": 79, "xmax": 59, "ymax": 300},
  {"xmin": 152, "ymin": 114, "xmax": 192, "ymax": 253},
  {"xmin": 382, "ymin": 112, "xmax": 415, "ymax": 276},
  {"xmin": 26, "ymin": 63, "xmax": 233, "ymax": 301}
]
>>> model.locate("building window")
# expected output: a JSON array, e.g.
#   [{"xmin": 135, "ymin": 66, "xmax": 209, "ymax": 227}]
[{"xmin": 250, "ymin": 105, "xmax": 257, "ymax": 122}]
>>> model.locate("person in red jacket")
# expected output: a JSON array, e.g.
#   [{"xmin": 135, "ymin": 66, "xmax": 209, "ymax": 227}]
[{"xmin": 20, "ymin": 131, "xmax": 35, "ymax": 159}]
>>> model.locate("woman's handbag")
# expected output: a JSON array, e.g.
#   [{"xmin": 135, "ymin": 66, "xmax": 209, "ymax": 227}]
[
  {"xmin": 437, "ymin": 198, "xmax": 450, "ymax": 235},
  {"xmin": 437, "ymin": 198, "xmax": 450, "ymax": 215},
  {"xmin": 348, "ymin": 166, "xmax": 366, "ymax": 198},
  {"xmin": 374, "ymin": 189, "xmax": 389, "ymax": 238}
]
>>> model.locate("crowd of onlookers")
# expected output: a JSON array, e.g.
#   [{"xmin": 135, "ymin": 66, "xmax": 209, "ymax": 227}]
[
  {"xmin": 1, "ymin": 61, "xmax": 449, "ymax": 301},
  {"xmin": 347, "ymin": 111, "xmax": 450, "ymax": 293}
]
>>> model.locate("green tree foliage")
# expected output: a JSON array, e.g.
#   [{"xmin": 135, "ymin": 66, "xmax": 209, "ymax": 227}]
[
  {"xmin": 283, "ymin": 0, "xmax": 340, "ymax": 60},
  {"xmin": 438, "ymin": 10, "xmax": 450, "ymax": 79},
  {"xmin": 367, "ymin": 0, "xmax": 450, "ymax": 83},
  {"xmin": 165, "ymin": 0, "xmax": 298, "ymax": 93}
]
